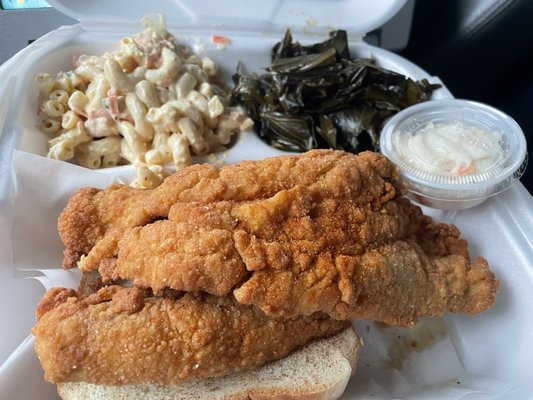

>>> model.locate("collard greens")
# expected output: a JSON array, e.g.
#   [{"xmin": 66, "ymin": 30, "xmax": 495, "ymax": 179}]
[{"xmin": 231, "ymin": 30, "xmax": 440, "ymax": 153}]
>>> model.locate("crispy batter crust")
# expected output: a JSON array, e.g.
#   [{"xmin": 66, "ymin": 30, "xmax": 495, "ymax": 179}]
[
  {"xmin": 33, "ymin": 287, "xmax": 348, "ymax": 385},
  {"xmin": 37, "ymin": 150, "xmax": 500, "ymax": 389},
  {"xmin": 59, "ymin": 150, "xmax": 406, "ymax": 269},
  {"xmin": 57, "ymin": 150, "xmax": 498, "ymax": 326},
  {"xmin": 112, "ymin": 196, "xmax": 496, "ymax": 325}
]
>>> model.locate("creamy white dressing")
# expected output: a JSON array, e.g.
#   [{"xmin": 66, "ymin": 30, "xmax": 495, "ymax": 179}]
[{"xmin": 394, "ymin": 121, "xmax": 502, "ymax": 176}]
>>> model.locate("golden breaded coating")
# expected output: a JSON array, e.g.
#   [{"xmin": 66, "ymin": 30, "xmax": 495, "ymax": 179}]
[
  {"xmin": 59, "ymin": 150, "xmax": 406, "ymax": 268},
  {"xmin": 33, "ymin": 287, "xmax": 348, "ymax": 385},
  {"xmin": 233, "ymin": 243, "xmax": 497, "ymax": 325},
  {"xmin": 108, "ymin": 195, "xmax": 496, "ymax": 326},
  {"xmin": 58, "ymin": 186, "xmax": 146, "ymax": 268},
  {"xmin": 58, "ymin": 150, "xmax": 498, "ymax": 327}
]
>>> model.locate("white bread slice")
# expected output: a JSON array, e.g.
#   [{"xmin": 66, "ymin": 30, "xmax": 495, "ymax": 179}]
[{"xmin": 57, "ymin": 326, "xmax": 361, "ymax": 400}]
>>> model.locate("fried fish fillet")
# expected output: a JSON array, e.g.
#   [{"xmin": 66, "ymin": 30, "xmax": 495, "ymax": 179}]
[
  {"xmin": 58, "ymin": 150, "xmax": 498, "ymax": 326},
  {"xmin": 104, "ymin": 194, "xmax": 496, "ymax": 326},
  {"xmin": 33, "ymin": 286, "xmax": 348, "ymax": 385},
  {"xmin": 59, "ymin": 150, "xmax": 405, "ymax": 268}
]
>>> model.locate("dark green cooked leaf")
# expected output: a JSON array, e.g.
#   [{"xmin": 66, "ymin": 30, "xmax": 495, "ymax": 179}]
[
  {"xmin": 231, "ymin": 29, "xmax": 441, "ymax": 154},
  {"xmin": 270, "ymin": 48, "xmax": 337, "ymax": 74},
  {"xmin": 317, "ymin": 114, "xmax": 338, "ymax": 149},
  {"xmin": 260, "ymin": 111, "xmax": 317, "ymax": 151}
]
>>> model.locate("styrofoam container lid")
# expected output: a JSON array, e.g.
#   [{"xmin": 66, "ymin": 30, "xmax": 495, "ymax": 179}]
[{"xmin": 46, "ymin": 0, "xmax": 408, "ymax": 39}]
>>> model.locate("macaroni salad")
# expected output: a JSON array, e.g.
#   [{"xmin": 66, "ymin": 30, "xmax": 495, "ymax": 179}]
[{"xmin": 35, "ymin": 15, "xmax": 253, "ymax": 188}]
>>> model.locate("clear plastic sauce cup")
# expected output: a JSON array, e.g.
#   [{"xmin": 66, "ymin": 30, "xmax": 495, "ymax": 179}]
[{"xmin": 379, "ymin": 99, "xmax": 528, "ymax": 210}]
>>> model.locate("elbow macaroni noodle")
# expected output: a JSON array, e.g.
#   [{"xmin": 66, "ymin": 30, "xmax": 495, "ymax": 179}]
[{"xmin": 36, "ymin": 15, "xmax": 252, "ymax": 188}]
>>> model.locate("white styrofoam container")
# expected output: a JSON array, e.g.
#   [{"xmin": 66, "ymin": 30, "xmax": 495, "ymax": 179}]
[{"xmin": 0, "ymin": 1, "xmax": 532, "ymax": 399}]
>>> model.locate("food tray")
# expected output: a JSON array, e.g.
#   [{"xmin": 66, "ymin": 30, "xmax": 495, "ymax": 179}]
[{"xmin": 0, "ymin": 1, "xmax": 532, "ymax": 399}]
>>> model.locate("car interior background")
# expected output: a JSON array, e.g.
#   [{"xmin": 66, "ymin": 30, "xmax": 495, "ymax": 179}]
[
  {"xmin": 1, "ymin": 0, "xmax": 531, "ymax": 193},
  {"xmin": 400, "ymin": 0, "xmax": 533, "ymax": 193}
]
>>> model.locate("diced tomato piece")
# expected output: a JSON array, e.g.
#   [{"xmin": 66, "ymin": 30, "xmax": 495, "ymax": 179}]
[{"xmin": 211, "ymin": 35, "xmax": 231, "ymax": 46}]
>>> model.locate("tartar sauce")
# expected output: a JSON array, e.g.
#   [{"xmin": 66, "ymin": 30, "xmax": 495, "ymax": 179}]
[{"xmin": 394, "ymin": 121, "xmax": 502, "ymax": 176}]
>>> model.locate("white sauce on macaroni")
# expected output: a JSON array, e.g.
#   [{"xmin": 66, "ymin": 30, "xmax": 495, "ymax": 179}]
[{"xmin": 393, "ymin": 121, "xmax": 502, "ymax": 176}]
